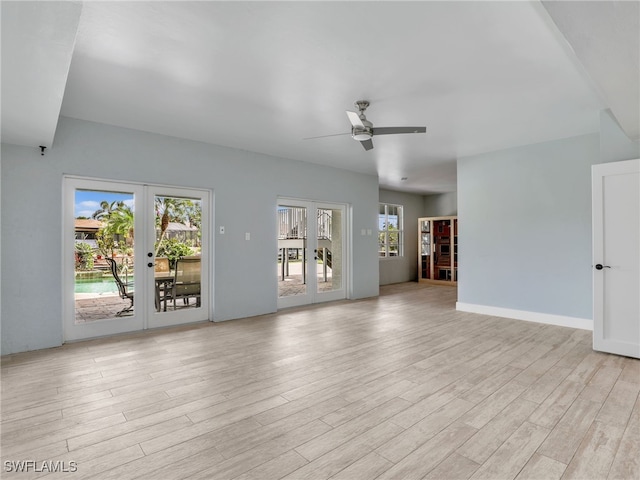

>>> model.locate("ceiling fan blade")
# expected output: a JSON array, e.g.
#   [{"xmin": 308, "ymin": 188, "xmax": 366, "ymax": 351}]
[
  {"xmin": 372, "ymin": 126, "xmax": 427, "ymax": 136},
  {"xmin": 360, "ymin": 139, "xmax": 374, "ymax": 151},
  {"xmin": 346, "ymin": 110, "xmax": 364, "ymax": 128},
  {"xmin": 303, "ymin": 132, "xmax": 350, "ymax": 140}
]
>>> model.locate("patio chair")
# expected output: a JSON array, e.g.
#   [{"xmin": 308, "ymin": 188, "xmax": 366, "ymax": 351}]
[
  {"xmin": 171, "ymin": 256, "xmax": 201, "ymax": 309},
  {"xmin": 154, "ymin": 257, "xmax": 171, "ymax": 311},
  {"xmin": 154, "ymin": 256, "xmax": 170, "ymax": 274},
  {"xmin": 106, "ymin": 257, "xmax": 134, "ymax": 316}
]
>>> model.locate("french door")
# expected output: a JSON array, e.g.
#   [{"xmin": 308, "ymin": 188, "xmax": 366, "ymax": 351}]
[
  {"xmin": 64, "ymin": 177, "xmax": 210, "ymax": 342},
  {"xmin": 277, "ymin": 199, "xmax": 347, "ymax": 308},
  {"xmin": 147, "ymin": 185, "xmax": 210, "ymax": 329},
  {"xmin": 592, "ymin": 159, "xmax": 640, "ymax": 358}
]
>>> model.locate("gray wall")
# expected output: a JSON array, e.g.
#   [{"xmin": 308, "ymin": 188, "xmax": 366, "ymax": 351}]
[
  {"xmin": 457, "ymin": 112, "xmax": 639, "ymax": 323},
  {"xmin": 424, "ymin": 191, "xmax": 457, "ymax": 217},
  {"xmin": 457, "ymin": 134, "xmax": 599, "ymax": 320},
  {"xmin": 378, "ymin": 189, "xmax": 424, "ymax": 285},
  {"xmin": 376, "ymin": 189, "xmax": 458, "ymax": 285},
  {"xmin": 600, "ymin": 109, "xmax": 640, "ymax": 163},
  {"xmin": 1, "ymin": 117, "xmax": 380, "ymax": 354}
]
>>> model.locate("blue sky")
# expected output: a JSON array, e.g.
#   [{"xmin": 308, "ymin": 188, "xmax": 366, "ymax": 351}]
[
  {"xmin": 75, "ymin": 190, "xmax": 134, "ymax": 218},
  {"xmin": 378, "ymin": 213, "xmax": 399, "ymax": 230}
]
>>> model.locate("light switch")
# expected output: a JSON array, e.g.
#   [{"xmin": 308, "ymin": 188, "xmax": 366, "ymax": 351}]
[
  {"xmin": 367, "ymin": 229, "xmax": 372, "ymax": 236},
  {"xmin": 361, "ymin": 229, "xmax": 366, "ymax": 236},
  {"xmin": 245, "ymin": 232, "xmax": 250, "ymax": 241}
]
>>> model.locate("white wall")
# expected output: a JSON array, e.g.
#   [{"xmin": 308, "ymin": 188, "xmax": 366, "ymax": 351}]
[
  {"xmin": 378, "ymin": 189, "xmax": 424, "ymax": 285},
  {"xmin": 1, "ymin": 117, "xmax": 380, "ymax": 354},
  {"xmin": 457, "ymin": 134, "xmax": 599, "ymax": 323}
]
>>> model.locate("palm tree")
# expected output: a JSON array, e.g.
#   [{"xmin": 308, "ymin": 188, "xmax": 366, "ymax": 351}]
[
  {"xmin": 154, "ymin": 197, "xmax": 202, "ymax": 254},
  {"xmin": 154, "ymin": 197, "xmax": 176, "ymax": 256},
  {"xmin": 100, "ymin": 203, "xmax": 135, "ymax": 255},
  {"xmin": 92, "ymin": 200, "xmax": 124, "ymax": 220},
  {"xmin": 110, "ymin": 204, "xmax": 135, "ymax": 244}
]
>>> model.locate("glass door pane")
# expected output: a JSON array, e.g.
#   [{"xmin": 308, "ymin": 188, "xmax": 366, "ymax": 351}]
[
  {"xmin": 316, "ymin": 206, "xmax": 343, "ymax": 295},
  {"xmin": 148, "ymin": 187, "xmax": 209, "ymax": 327},
  {"xmin": 65, "ymin": 178, "xmax": 145, "ymax": 342},
  {"xmin": 74, "ymin": 189, "xmax": 136, "ymax": 323},
  {"xmin": 278, "ymin": 204, "xmax": 308, "ymax": 300}
]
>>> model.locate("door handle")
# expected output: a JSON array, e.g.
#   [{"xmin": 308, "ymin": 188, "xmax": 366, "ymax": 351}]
[
  {"xmin": 594, "ymin": 264, "xmax": 611, "ymax": 270},
  {"xmin": 148, "ymin": 262, "xmax": 154, "ymax": 268}
]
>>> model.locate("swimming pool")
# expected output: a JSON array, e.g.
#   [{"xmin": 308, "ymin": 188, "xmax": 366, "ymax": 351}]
[{"xmin": 74, "ymin": 277, "xmax": 131, "ymax": 294}]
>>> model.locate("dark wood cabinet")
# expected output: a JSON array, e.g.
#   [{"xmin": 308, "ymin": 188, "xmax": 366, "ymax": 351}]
[{"xmin": 418, "ymin": 216, "xmax": 457, "ymax": 285}]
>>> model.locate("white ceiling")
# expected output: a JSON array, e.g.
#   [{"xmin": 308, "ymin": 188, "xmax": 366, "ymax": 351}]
[
  {"xmin": 2, "ymin": 1, "xmax": 638, "ymax": 194},
  {"xmin": 1, "ymin": 1, "xmax": 81, "ymax": 147}
]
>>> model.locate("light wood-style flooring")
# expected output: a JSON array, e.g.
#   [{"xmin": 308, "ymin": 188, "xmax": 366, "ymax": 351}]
[{"xmin": 2, "ymin": 283, "xmax": 639, "ymax": 479}]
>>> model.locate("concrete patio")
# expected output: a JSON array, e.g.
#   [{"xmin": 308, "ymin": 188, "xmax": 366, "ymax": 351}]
[{"xmin": 74, "ymin": 268, "xmax": 333, "ymax": 323}]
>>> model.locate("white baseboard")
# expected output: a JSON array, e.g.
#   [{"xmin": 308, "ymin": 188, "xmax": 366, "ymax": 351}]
[{"xmin": 456, "ymin": 302, "xmax": 593, "ymax": 331}]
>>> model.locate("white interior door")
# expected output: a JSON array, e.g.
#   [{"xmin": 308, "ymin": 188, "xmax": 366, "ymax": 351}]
[
  {"xmin": 64, "ymin": 178, "xmax": 211, "ymax": 342},
  {"xmin": 592, "ymin": 158, "xmax": 640, "ymax": 358},
  {"xmin": 277, "ymin": 199, "xmax": 347, "ymax": 308}
]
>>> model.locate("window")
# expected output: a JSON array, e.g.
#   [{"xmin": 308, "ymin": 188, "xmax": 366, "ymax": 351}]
[{"xmin": 379, "ymin": 203, "xmax": 403, "ymax": 257}]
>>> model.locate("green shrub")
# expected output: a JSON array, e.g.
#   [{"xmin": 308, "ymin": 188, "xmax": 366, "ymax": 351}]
[
  {"xmin": 75, "ymin": 242, "xmax": 95, "ymax": 271},
  {"xmin": 155, "ymin": 238, "xmax": 193, "ymax": 269},
  {"xmin": 96, "ymin": 229, "xmax": 115, "ymax": 258}
]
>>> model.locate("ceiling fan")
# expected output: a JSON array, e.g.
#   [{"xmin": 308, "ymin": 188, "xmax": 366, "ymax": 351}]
[{"xmin": 307, "ymin": 101, "xmax": 427, "ymax": 151}]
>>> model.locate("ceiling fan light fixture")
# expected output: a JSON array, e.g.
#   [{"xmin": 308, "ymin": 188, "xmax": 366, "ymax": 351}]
[{"xmin": 351, "ymin": 128, "xmax": 372, "ymax": 141}]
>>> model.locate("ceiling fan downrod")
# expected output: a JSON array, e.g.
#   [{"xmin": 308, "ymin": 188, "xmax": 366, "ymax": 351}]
[
  {"xmin": 351, "ymin": 100, "xmax": 373, "ymax": 141},
  {"xmin": 354, "ymin": 100, "xmax": 370, "ymax": 120}
]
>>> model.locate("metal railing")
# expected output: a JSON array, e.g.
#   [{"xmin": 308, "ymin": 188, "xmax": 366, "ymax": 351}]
[{"xmin": 278, "ymin": 207, "xmax": 332, "ymax": 240}]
